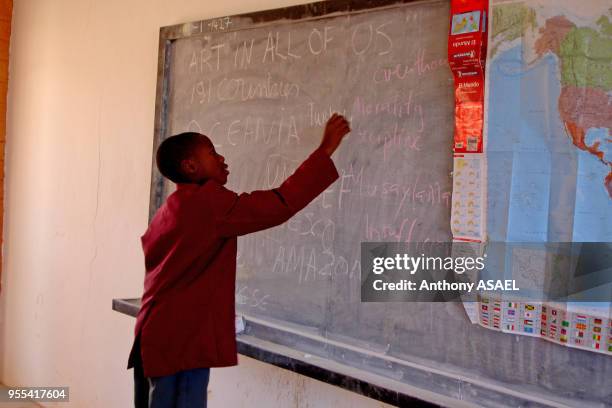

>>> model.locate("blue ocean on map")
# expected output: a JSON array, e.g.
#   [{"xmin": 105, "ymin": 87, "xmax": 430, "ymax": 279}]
[
  {"xmin": 487, "ymin": 45, "xmax": 612, "ymax": 244},
  {"xmin": 483, "ymin": 44, "xmax": 612, "ymax": 305}
]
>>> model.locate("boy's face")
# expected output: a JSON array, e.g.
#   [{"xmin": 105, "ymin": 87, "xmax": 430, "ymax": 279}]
[{"xmin": 181, "ymin": 137, "xmax": 229, "ymax": 185}]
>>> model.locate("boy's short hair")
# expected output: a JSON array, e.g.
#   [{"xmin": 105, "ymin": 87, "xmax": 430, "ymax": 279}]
[{"xmin": 156, "ymin": 132, "xmax": 209, "ymax": 183}]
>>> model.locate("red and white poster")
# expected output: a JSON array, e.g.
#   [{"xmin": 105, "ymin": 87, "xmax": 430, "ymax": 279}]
[{"xmin": 448, "ymin": 0, "xmax": 488, "ymax": 153}]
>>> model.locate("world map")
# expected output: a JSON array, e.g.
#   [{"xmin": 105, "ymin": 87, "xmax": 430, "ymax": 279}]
[
  {"xmin": 468, "ymin": 2, "xmax": 612, "ymax": 354},
  {"xmin": 487, "ymin": 0, "xmax": 612, "ymax": 243}
]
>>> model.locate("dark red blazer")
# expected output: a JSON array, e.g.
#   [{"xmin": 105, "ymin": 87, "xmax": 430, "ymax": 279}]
[{"xmin": 128, "ymin": 149, "xmax": 339, "ymax": 377}]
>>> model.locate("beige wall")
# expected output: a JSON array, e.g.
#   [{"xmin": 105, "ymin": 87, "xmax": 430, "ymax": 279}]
[
  {"xmin": 0, "ymin": 0, "xmax": 12, "ymax": 293},
  {"xmin": 0, "ymin": 1, "xmax": 390, "ymax": 407}
]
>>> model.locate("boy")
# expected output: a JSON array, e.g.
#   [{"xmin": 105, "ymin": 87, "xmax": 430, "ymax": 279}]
[{"xmin": 128, "ymin": 114, "xmax": 350, "ymax": 407}]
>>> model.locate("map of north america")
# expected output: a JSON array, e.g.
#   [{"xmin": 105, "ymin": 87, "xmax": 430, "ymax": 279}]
[{"xmin": 488, "ymin": 1, "xmax": 612, "ymax": 242}]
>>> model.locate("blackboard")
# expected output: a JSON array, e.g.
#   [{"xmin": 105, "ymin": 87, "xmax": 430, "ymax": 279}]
[{"xmin": 147, "ymin": 1, "xmax": 612, "ymax": 406}]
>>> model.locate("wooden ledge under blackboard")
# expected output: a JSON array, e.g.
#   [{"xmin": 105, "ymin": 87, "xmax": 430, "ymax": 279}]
[
  {"xmin": 113, "ymin": 298, "xmax": 574, "ymax": 408},
  {"xmin": 112, "ymin": 298, "xmax": 443, "ymax": 407}
]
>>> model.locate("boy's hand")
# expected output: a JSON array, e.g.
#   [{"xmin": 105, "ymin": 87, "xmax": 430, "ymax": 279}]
[{"xmin": 319, "ymin": 113, "xmax": 351, "ymax": 157}]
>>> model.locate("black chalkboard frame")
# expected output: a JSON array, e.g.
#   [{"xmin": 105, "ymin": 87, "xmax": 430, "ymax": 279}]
[
  {"xmin": 145, "ymin": 2, "xmax": 454, "ymax": 405},
  {"xmin": 146, "ymin": 3, "xmax": 453, "ymax": 404},
  {"xmin": 146, "ymin": 0, "xmax": 452, "ymax": 407}
]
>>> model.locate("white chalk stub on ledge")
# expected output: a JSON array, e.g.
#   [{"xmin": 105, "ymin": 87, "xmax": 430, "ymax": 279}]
[{"xmin": 235, "ymin": 315, "xmax": 245, "ymax": 334}]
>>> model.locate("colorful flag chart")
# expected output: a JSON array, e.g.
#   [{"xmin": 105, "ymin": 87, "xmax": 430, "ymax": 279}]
[{"xmin": 478, "ymin": 294, "xmax": 612, "ymax": 355}]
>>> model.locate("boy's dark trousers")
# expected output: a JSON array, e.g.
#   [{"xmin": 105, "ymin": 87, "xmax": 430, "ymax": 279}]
[{"xmin": 133, "ymin": 336, "xmax": 210, "ymax": 408}]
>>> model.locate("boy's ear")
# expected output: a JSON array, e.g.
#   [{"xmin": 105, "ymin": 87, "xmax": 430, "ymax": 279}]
[{"xmin": 180, "ymin": 158, "xmax": 198, "ymax": 176}]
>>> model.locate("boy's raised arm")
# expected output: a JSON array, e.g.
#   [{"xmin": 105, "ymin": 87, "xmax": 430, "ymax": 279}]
[{"xmin": 212, "ymin": 114, "xmax": 350, "ymax": 238}]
